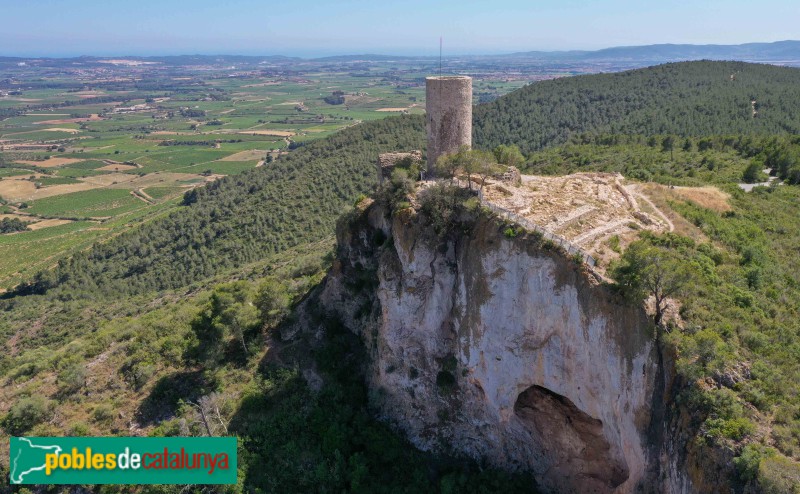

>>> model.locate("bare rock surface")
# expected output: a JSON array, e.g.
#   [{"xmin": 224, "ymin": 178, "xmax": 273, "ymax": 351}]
[
  {"xmin": 321, "ymin": 198, "xmax": 664, "ymax": 493},
  {"xmin": 312, "ymin": 192, "xmax": 741, "ymax": 493}
]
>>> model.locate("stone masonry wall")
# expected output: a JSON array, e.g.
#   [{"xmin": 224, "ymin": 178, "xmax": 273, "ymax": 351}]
[{"xmin": 426, "ymin": 76, "xmax": 472, "ymax": 174}]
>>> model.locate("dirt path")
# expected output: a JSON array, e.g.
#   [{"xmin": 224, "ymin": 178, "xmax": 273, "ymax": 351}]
[
  {"xmin": 573, "ymin": 218, "xmax": 632, "ymax": 245},
  {"xmin": 738, "ymin": 168, "xmax": 777, "ymax": 192},
  {"xmin": 103, "ymin": 159, "xmax": 142, "ymax": 168},
  {"xmin": 6, "ymin": 204, "xmax": 33, "ymax": 216},
  {"xmin": 131, "ymin": 189, "xmax": 154, "ymax": 204},
  {"xmin": 627, "ymin": 186, "xmax": 675, "ymax": 232},
  {"xmin": 137, "ymin": 188, "xmax": 155, "ymax": 202}
]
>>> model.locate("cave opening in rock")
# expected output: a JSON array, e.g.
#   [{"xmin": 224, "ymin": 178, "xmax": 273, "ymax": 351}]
[{"xmin": 513, "ymin": 385, "xmax": 629, "ymax": 492}]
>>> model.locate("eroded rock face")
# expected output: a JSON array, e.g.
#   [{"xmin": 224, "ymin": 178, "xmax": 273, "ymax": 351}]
[
  {"xmin": 319, "ymin": 200, "xmax": 689, "ymax": 493},
  {"xmin": 514, "ymin": 385, "xmax": 630, "ymax": 491}
]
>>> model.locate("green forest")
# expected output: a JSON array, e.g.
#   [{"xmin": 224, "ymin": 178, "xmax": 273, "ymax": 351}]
[
  {"xmin": 474, "ymin": 61, "xmax": 800, "ymax": 152},
  {"xmin": 11, "ymin": 115, "xmax": 426, "ymax": 298},
  {"xmin": 3, "ymin": 60, "xmax": 800, "ymax": 492},
  {"xmin": 521, "ymin": 133, "xmax": 800, "ymax": 185}
]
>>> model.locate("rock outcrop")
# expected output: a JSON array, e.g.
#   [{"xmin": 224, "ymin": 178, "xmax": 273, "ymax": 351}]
[{"xmin": 312, "ymin": 194, "xmax": 734, "ymax": 493}]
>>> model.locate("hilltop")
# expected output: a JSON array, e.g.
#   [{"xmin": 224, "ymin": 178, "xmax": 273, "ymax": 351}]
[
  {"xmin": 474, "ymin": 60, "xmax": 800, "ymax": 151},
  {"xmin": 2, "ymin": 60, "xmax": 800, "ymax": 492}
]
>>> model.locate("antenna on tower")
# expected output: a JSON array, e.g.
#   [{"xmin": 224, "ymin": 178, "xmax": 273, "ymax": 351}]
[{"xmin": 439, "ymin": 36, "xmax": 442, "ymax": 77}]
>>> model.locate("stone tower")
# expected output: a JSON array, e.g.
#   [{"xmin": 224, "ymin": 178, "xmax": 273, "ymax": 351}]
[{"xmin": 425, "ymin": 75, "xmax": 472, "ymax": 175}]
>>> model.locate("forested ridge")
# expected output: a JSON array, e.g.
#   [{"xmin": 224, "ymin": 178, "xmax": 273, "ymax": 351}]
[
  {"xmin": 474, "ymin": 61, "xmax": 800, "ymax": 152},
  {"xmin": 16, "ymin": 115, "xmax": 425, "ymax": 297},
  {"xmin": 15, "ymin": 61, "xmax": 800, "ymax": 300}
]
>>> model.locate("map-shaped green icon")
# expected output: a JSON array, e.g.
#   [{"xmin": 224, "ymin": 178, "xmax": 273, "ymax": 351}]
[
  {"xmin": 9, "ymin": 437, "xmax": 62, "ymax": 484},
  {"xmin": 9, "ymin": 435, "xmax": 237, "ymax": 484}
]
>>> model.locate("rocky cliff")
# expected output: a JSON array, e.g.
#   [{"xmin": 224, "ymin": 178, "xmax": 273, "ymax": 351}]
[{"xmin": 312, "ymin": 192, "xmax": 734, "ymax": 494}]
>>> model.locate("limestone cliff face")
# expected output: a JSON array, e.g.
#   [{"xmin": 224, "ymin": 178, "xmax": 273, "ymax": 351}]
[{"xmin": 318, "ymin": 199, "xmax": 726, "ymax": 493}]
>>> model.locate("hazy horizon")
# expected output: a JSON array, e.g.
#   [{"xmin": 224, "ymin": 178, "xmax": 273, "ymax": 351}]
[
  {"xmin": 2, "ymin": 0, "xmax": 798, "ymax": 58},
  {"xmin": 2, "ymin": 39, "xmax": 799, "ymax": 60}
]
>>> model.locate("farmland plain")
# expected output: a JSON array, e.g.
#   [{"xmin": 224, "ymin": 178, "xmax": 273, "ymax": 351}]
[{"xmin": 0, "ymin": 55, "xmax": 551, "ymax": 288}]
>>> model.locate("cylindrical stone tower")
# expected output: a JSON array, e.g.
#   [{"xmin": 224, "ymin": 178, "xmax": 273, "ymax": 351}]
[{"xmin": 426, "ymin": 75, "xmax": 472, "ymax": 175}]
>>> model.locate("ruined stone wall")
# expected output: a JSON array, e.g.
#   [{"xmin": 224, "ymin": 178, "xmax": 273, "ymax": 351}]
[
  {"xmin": 376, "ymin": 150, "xmax": 422, "ymax": 185},
  {"xmin": 426, "ymin": 76, "xmax": 472, "ymax": 174}
]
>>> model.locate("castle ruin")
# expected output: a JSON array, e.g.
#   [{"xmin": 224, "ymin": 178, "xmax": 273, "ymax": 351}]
[
  {"xmin": 376, "ymin": 150, "xmax": 423, "ymax": 185},
  {"xmin": 425, "ymin": 75, "xmax": 472, "ymax": 175}
]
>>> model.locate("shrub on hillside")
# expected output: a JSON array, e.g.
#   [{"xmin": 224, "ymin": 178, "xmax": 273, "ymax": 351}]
[{"xmin": 2, "ymin": 395, "xmax": 54, "ymax": 435}]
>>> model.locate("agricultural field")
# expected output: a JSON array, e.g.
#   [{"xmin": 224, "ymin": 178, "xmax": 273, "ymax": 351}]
[
  {"xmin": 0, "ymin": 56, "xmax": 533, "ymax": 289},
  {"xmin": 24, "ymin": 189, "xmax": 145, "ymax": 218}
]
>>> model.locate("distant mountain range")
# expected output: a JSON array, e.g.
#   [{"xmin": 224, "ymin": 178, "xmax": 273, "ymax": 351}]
[
  {"xmin": 502, "ymin": 40, "xmax": 800, "ymax": 62},
  {"xmin": 316, "ymin": 40, "xmax": 800, "ymax": 63},
  {"xmin": 1, "ymin": 40, "xmax": 798, "ymax": 65}
]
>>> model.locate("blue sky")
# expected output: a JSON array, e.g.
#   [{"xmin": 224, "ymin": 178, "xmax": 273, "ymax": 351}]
[{"xmin": 1, "ymin": 0, "xmax": 798, "ymax": 57}]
